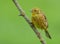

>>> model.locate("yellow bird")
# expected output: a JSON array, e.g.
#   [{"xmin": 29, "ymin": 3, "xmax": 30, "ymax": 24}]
[{"xmin": 31, "ymin": 8, "xmax": 51, "ymax": 39}]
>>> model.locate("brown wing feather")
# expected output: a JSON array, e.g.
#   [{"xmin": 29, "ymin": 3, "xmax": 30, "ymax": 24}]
[{"xmin": 39, "ymin": 13, "xmax": 48, "ymax": 29}]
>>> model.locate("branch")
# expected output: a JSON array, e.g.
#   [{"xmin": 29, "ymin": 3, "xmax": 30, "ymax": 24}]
[{"xmin": 12, "ymin": 0, "xmax": 46, "ymax": 44}]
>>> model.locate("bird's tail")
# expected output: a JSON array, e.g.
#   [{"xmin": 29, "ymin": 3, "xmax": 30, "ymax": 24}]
[{"xmin": 45, "ymin": 30, "xmax": 51, "ymax": 39}]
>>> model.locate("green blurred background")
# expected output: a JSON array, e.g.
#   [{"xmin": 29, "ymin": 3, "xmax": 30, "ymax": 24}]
[{"xmin": 0, "ymin": 0, "xmax": 60, "ymax": 44}]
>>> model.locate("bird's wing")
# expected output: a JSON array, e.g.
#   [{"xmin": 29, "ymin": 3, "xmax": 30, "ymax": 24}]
[
  {"xmin": 43, "ymin": 14, "xmax": 48, "ymax": 28},
  {"xmin": 39, "ymin": 13, "xmax": 48, "ymax": 29}
]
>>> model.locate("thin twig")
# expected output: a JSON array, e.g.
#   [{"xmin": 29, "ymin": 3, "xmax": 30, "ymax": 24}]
[{"xmin": 12, "ymin": 0, "xmax": 46, "ymax": 44}]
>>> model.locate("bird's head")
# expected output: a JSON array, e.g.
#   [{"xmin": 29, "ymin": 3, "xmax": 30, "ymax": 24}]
[{"xmin": 31, "ymin": 8, "xmax": 41, "ymax": 14}]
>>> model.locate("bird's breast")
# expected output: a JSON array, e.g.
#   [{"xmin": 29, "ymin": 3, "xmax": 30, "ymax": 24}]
[{"xmin": 32, "ymin": 14, "xmax": 43, "ymax": 29}]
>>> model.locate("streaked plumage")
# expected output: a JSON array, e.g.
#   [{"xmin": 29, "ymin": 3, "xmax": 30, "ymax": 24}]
[{"xmin": 31, "ymin": 8, "xmax": 51, "ymax": 39}]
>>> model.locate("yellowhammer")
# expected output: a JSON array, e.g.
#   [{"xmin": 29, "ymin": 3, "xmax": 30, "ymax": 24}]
[{"xmin": 31, "ymin": 8, "xmax": 51, "ymax": 39}]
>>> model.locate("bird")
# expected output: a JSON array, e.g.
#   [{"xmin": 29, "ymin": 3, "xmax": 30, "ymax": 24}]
[{"xmin": 31, "ymin": 8, "xmax": 51, "ymax": 39}]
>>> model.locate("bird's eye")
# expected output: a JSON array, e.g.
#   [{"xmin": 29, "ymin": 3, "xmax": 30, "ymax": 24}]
[{"xmin": 34, "ymin": 10, "xmax": 37, "ymax": 12}]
